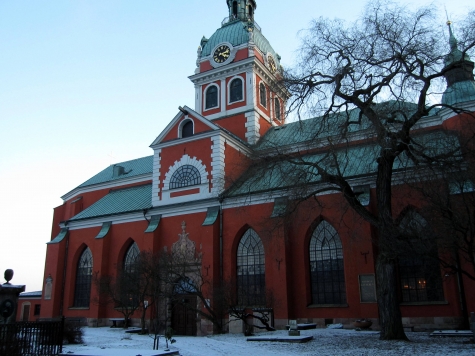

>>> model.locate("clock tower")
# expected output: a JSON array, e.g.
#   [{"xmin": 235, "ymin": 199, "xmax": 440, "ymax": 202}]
[{"xmin": 189, "ymin": 0, "xmax": 287, "ymax": 144}]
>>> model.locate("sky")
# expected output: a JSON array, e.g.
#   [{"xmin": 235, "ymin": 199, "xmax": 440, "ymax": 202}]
[{"xmin": 0, "ymin": 0, "xmax": 473, "ymax": 292}]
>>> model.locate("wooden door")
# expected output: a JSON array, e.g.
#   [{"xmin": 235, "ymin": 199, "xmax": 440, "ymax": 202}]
[{"xmin": 171, "ymin": 295, "xmax": 197, "ymax": 336}]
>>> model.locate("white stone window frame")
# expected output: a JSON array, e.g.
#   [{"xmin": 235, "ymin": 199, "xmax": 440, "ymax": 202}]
[
  {"xmin": 259, "ymin": 82, "xmax": 267, "ymax": 109},
  {"xmin": 203, "ymin": 83, "xmax": 220, "ymax": 111},
  {"xmin": 177, "ymin": 117, "xmax": 195, "ymax": 138},
  {"xmin": 274, "ymin": 97, "xmax": 282, "ymax": 121},
  {"xmin": 227, "ymin": 75, "xmax": 245, "ymax": 105},
  {"xmin": 162, "ymin": 154, "xmax": 209, "ymax": 201}
]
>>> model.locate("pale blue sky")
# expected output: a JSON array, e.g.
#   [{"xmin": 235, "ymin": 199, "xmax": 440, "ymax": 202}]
[{"xmin": 0, "ymin": 0, "xmax": 472, "ymax": 292}]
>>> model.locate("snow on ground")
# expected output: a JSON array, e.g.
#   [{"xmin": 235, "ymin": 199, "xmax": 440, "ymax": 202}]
[{"xmin": 62, "ymin": 326, "xmax": 474, "ymax": 356}]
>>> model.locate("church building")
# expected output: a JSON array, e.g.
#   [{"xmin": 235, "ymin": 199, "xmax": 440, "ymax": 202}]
[{"xmin": 34, "ymin": 1, "xmax": 475, "ymax": 335}]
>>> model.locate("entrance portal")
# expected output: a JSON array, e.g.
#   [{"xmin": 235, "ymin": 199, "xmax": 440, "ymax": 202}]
[{"xmin": 171, "ymin": 295, "xmax": 197, "ymax": 336}]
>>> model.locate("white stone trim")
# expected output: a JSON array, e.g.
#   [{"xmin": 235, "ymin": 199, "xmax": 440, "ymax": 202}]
[
  {"xmin": 151, "ymin": 149, "xmax": 162, "ymax": 207},
  {"xmin": 227, "ymin": 75, "xmax": 245, "ymax": 105},
  {"xmin": 211, "ymin": 135, "xmax": 226, "ymax": 195},
  {"xmin": 163, "ymin": 154, "xmax": 208, "ymax": 190},
  {"xmin": 245, "ymin": 111, "xmax": 260, "ymax": 144},
  {"xmin": 195, "ymin": 84, "xmax": 201, "ymax": 113},
  {"xmin": 156, "ymin": 154, "xmax": 213, "ymax": 206},
  {"xmin": 220, "ymin": 78, "xmax": 226, "ymax": 114},
  {"xmin": 177, "ymin": 117, "xmax": 195, "ymax": 138},
  {"xmin": 203, "ymin": 83, "xmax": 220, "ymax": 112}
]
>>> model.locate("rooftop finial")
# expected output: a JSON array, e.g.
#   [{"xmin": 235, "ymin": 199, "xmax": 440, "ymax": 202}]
[{"xmin": 446, "ymin": 20, "xmax": 458, "ymax": 51}]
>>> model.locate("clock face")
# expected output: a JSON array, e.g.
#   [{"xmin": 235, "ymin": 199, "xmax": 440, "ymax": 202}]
[
  {"xmin": 213, "ymin": 45, "xmax": 231, "ymax": 63},
  {"xmin": 268, "ymin": 55, "xmax": 277, "ymax": 73}
]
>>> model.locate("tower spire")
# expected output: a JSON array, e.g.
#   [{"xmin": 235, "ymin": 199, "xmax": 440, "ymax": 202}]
[
  {"xmin": 441, "ymin": 20, "xmax": 475, "ymax": 106},
  {"xmin": 226, "ymin": 0, "xmax": 256, "ymax": 22}
]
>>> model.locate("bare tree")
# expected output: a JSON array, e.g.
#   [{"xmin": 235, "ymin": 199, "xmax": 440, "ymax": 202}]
[
  {"xmin": 243, "ymin": 0, "xmax": 475, "ymax": 340},
  {"xmin": 94, "ymin": 251, "xmax": 158, "ymax": 332}
]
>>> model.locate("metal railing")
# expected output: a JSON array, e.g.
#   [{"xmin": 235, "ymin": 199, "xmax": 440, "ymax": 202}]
[
  {"xmin": 221, "ymin": 16, "xmax": 261, "ymax": 32},
  {"xmin": 0, "ymin": 318, "xmax": 64, "ymax": 356}
]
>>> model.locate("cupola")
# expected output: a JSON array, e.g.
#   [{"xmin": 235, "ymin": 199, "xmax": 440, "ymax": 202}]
[
  {"xmin": 442, "ymin": 21, "xmax": 475, "ymax": 106},
  {"xmin": 227, "ymin": 0, "xmax": 256, "ymax": 22}
]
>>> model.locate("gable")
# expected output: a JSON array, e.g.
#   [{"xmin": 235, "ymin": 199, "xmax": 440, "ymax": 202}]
[{"xmin": 150, "ymin": 106, "xmax": 221, "ymax": 147}]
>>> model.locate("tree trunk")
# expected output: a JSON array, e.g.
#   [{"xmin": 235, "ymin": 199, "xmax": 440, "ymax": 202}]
[
  {"xmin": 375, "ymin": 252, "xmax": 408, "ymax": 340},
  {"xmin": 375, "ymin": 153, "xmax": 408, "ymax": 340}
]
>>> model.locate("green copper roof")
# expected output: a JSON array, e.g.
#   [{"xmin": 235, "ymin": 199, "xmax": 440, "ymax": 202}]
[
  {"xmin": 77, "ymin": 156, "xmax": 153, "ymax": 189},
  {"xmin": 442, "ymin": 80, "xmax": 475, "ymax": 105},
  {"xmin": 70, "ymin": 184, "xmax": 152, "ymax": 221},
  {"xmin": 444, "ymin": 23, "xmax": 471, "ymax": 68},
  {"xmin": 47, "ymin": 228, "xmax": 69, "ymax": 244},
  {"xmin": 255, "ymin": 102, "xmax": 421, "ymax": 151},
  {"xmin": 144, "ymin": 214, "xmax": 161, "ymax": 233},
  {"xmin": 226, "ymin": 131, "xmax": 459, "ymax": 197},
  {"xmin": 201, "ymin": 20, "xmax": 280, "ymax": 66}
]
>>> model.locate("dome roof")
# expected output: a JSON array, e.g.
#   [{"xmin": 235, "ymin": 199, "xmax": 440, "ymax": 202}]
[
  {"xmin": 442, "ymin": 80, "xmax": 475, "ymax": 106},
  {"xmin": 200, "ymin": 20, "xmax": 281, "ymax": 66}
]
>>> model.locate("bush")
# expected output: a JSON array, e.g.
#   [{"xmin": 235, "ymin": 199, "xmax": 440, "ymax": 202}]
[{"xmin": 63, "ymin": 319, "xmax": 84, "ymax": 344}]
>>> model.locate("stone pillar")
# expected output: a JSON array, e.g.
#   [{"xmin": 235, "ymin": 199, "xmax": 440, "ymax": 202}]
[{"xmin": 0, "ymin": 269, "xmax": 26, "ymax": 324}]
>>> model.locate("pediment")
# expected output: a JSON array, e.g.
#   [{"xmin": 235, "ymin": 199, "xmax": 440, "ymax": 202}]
[{"xmin": 150, "ymin": 105, "xmax": 221, "ymax": 147}]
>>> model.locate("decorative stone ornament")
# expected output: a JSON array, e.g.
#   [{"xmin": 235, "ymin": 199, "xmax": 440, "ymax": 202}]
[{"xmin": 4, "ymin": 269, "xmax": 13, "ymax": 284}]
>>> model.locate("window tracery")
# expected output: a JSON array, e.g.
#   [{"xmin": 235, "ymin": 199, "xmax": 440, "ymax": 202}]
[
  {"xmin": 74, "ymin": 247, "xmax": 93, "ymax": 307},
  {"xmin": 309, "ymin": 221, "xmax": 346, "ymax": 305}
]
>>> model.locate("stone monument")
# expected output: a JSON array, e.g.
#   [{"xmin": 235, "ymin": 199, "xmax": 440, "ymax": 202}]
[{"xmin": 0, "ymin": 269, "xmax": 25, "ymax": 324}]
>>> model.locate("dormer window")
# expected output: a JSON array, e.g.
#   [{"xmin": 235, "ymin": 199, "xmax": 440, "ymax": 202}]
[
  {"xmin": 205, "ymin": 85, "xmax": 218, "ymax": 109},
  {"xmin": 170, "ymin": 165, "xmax": 201, "ymax": 189},
  {"xmin": 181, "ymin": 120, "xmax": 194, "ymax": 138},
  {"xmin": 259, "ymin": 83, "xmax": 267, "ymax": 108},
  {"xmin": 229, "ymin": 78, "xmax": 243, "ymax": 103}
]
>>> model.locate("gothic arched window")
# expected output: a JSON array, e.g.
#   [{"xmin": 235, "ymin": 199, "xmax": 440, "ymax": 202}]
[
  {"xmin": 309, "ymin": 221, "xmax": 346, "ymax": 305},
  {"xmin": 205, "ymin": 85, "xmax": 218, "ymax": 109},
  {"xmin": 275, "ymin": 98, "xmax": 281, "ymax": 121},
  {"xmin": 398, "ymin": 211, "xmax": 444, "ymax": 302},
  {"xmin": 170, "ymin": 165, "xmax": 201, "ymax": 189},
  {"xmin": 74, "ymin": 247, "xmax": 93, "ymax": 307},
  {"xmin": 124, "ymin": 242, "xmax": 140, "ymax": 274},
  {"xmin": 236, "ymin": 228, "xmax": 265, "ymax": 306},
  {"xmin": 181, "ymin": 120, "xmax": 194, "ymax": 138},
  {"xmin": 259, "ymin": 83, "xmax": 267, "ymax": 108},
  {"xmin": 229, "ymin": 78, "xmax": 243, "ymax": 103}
]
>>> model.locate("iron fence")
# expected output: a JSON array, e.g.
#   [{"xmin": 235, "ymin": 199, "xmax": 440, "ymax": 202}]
[{"xmin": 0, "ymin": 318, "xmax": 64, "ymax": 356}]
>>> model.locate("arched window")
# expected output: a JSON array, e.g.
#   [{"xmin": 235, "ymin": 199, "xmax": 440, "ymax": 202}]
[
  {"xmin": 259, "ymin": 83, "xmax": 267, "ymax": 108},
  {"xmin": 170, "ymin": 165, "xmax": 201, "ymax": 189},
  {"xmin": 124, "ymin": 242, "xmax": 140, "ymax": 273},
  {"xmin": 181, "ymin": 120, "xmax": 193, "ymax": 138},
  {"xmin": 74, "ymin": 247, "xmax": 93, "ymax": 307},
  {"xmin": 275, "ymin": 98, "xmax": 281, "ymax": 121},
  {"xmin": 237, "ymin": 228, "xmax": 265, "ymax": 306},
  {"xmin": 232, "ymin": 1, "xmax": 238, "ymax": 17},
  {"xmin": 205, "ymin": 85, "xmax": 218, "ymax": 109},
  {"xmin": 398, "ymin": 211, "xmax": 444, "ymax": 302},
  {"xmin": 248, "ymin": 5, "xmax": 253, "ymax": 19},
  {"xmin": 229, "ymin": 78, "xmax": 243, "ymax": 103},
  {"xmin": 309, "ymin": 221, "xmax": 346, "ymax": 305}
]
